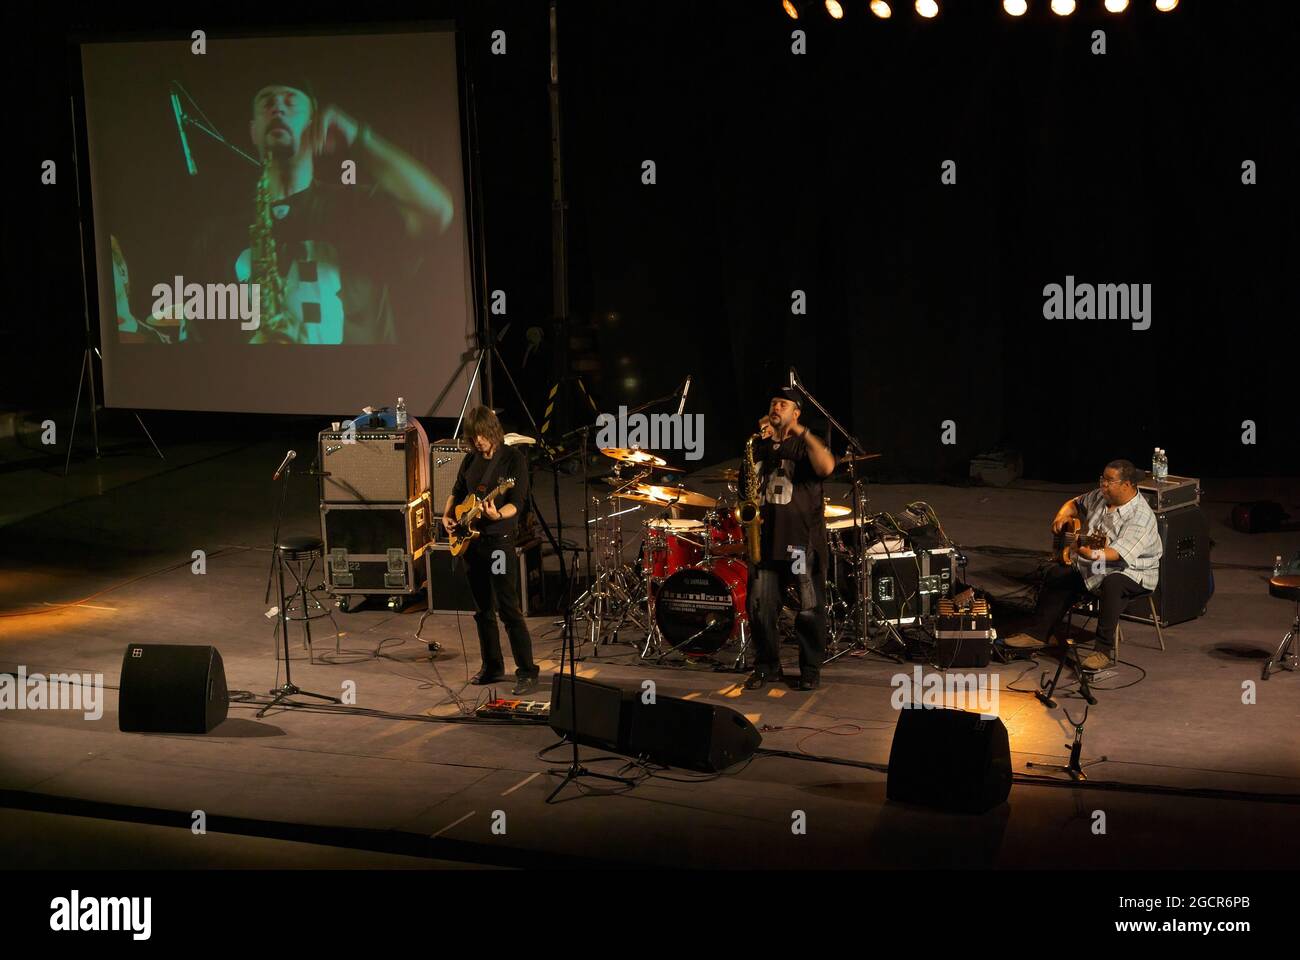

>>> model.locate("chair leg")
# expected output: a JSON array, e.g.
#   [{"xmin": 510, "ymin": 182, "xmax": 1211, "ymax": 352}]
[
  {"xmin": 1115, "ymin": 621, "xmax": 1123, "ymax": 661},
  {"xmin": 1149, "ymin": 595, "xmax": 1165, "ymax": 651}
]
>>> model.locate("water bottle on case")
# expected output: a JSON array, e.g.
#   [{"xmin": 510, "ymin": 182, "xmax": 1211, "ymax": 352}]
[{"xmin": 396, "ymin": 397, "xmax": 408, "ymax": 429}]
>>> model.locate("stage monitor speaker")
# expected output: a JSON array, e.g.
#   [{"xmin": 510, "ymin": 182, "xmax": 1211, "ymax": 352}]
[
  {"xmin": 627, "ymin": 696, "xmax": 762, "ymax": 773},
  {"xmin": 1125, "ymin": 505, "xmax": 1212, "ymax": 627},
  {"xmin": 549, "ymin": 674, "xmax": 637, "ymax": 752},
  {"xmin": 319, "ymin": 425, "xmax": 421, "ymax": 504},
  {"xmin": 118, "ymin": 644, "xmax": 229, "ymax": 734},
  {"xmin": 886, "ymin": 707, "xmax": 1011, "ymax": 813}
]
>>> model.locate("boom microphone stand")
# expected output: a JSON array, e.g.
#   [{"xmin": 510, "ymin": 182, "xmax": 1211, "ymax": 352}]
[{"xmin": 788, "ymin": 368, "xmax": 902, "ymax": 663}]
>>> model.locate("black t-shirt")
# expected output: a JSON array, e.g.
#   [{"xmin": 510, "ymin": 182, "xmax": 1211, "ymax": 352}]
[
  {"xmin": 755, "ymin": 433, "xmax": 826, "ymax": 571},
  {"xmin": 451, "ymin": 445, "xmax": 529, "ymax": 537},
  {"xmin": 188, "ymin": 181, "xmax": 423, "ymax": 345}
]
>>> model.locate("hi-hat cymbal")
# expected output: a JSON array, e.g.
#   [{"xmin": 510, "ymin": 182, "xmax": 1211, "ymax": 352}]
[
  {"xmin": 615, "ymin": 482, "xmax": 718, "ymax": 508},
  {"xmin": 823, "ymin": 502, "xmax": 852, "ymax": 519}
]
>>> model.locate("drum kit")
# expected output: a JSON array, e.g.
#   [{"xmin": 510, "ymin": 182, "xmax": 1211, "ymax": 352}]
[{"xmin": 570, "ymin": 444, "xmax": 890, "ymax": 671}]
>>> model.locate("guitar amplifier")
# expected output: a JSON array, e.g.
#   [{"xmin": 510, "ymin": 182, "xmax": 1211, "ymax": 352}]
[
  {"xmin": 430, "ymin": 439, "xmax": 470, "ymax": 541},
  {"xmin": 321, "ymin": 494, "xmax": 431, "ymax": 595},
  {"xmin": 1124, "ymin": 504, "xmax": 1212, "ymax": 627},
  {"xmin": 319, "ymin": 425, "xmax": 421, "ymax": 504},
  {"xmin": 1138, "ymin": 474, "xmax": 1200, "ymax": 513}
]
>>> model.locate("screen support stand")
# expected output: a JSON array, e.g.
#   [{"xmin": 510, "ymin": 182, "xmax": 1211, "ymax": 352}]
[{"xmin": 64, "ymin": 96, "xmax": 163, "ymax": 475}]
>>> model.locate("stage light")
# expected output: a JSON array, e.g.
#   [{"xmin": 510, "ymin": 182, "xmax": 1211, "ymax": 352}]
[
  {"xmin": 870, "ymin": 0, "xmax": 893, "ymax": 18},
  {"xmin": 1003, "ymin": 0, "xmax": 1027, "ymax": 15},
  {"xmin": 915, "ymin": 0, "xmax": 939, "ymax": 19},
  {"xmin": 1104, "ymin": 0, "xmax": 1129, "ymax": 11},
  {"xmin": 1155, "ymin": 0, "xmax": 1178, "ymax": 10},
  {"xmin": 783, "ymin": 0, "xmax": 799, "ymax": 19},
  {"xmin": 825, "ymin": 0, "xmax": 844, "ymax": 18},
  {"xmin": 1050, "ymin": 0, "xmax": 1076, "ymax": 14}
]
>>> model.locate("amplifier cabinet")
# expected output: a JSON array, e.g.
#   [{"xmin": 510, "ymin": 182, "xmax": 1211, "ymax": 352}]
[
  {"xmin": 1138, "ymin": 474, "xmax": 1200, "ymax": 513},
  {"xmin": 423, "ymin": 538, "xmax": 547, "ymax": 615},
  {"xmin": 430, "ymin": 440, "xmax": 470, "ymax": 541},
  {"xmin": 1124, "ymin": 504, "xmax": 1212, "ymax": 627},
  {"xmin": 321, "ymin": 495, "xmax": 430, "ymax": 595},
  {"xmin": 319, "ymin": 425, "xmax": 421, "ymax": 504}
]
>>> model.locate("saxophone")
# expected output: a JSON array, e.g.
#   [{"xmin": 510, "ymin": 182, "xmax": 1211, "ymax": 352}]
[
  {"xmin": 735, "ymin": 433, "xmax": 764, "ymax": 564},
  {"xmin": 249, "ymin": 156, "xmax": 298, "ymax": 343}
]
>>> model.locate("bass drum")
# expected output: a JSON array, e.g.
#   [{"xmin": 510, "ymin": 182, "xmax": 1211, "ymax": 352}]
[{"xmin": 653, "ymin": 559, "xmax": 749, "ymax": 655}]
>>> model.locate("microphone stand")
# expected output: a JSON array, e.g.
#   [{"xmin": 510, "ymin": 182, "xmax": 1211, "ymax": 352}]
[
  {"xmin": 264, "ymin": 451, "xmax": 297, "ymax": 605},
  {"xmin": 789, "ymin": 371, "xmax": 902, "ymax": 663}
]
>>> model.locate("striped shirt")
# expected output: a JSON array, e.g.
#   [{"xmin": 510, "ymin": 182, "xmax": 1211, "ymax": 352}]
[{"xmin": 1072, "ymin": 488, "xmax": 1163, "ymax": 592}]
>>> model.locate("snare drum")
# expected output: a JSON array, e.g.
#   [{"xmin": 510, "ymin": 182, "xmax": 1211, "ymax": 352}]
[{"xmin": 641, "ymin": 518, "xmax": 706, "ymax": 581}]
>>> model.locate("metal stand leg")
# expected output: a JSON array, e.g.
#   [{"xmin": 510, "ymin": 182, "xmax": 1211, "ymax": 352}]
[{"xmin": 1262, "ymin": 611, "xmax": 1299, "ymax": 681}]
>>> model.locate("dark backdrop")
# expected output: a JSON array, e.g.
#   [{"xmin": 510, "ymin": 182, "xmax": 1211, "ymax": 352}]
[{"xmin": 5, "ymin": 0, "xmax": 1296, "ymax": 479}]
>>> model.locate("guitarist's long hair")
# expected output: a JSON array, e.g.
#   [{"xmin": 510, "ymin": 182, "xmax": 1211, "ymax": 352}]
[{"xmin": 463, "ymin": 405, "xmax": 504, "ymax": 449}]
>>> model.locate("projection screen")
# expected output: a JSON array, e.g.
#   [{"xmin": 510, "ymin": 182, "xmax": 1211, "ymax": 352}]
[{"xmin": 80, "ymin": 28, "xmax": 476, "ymax": 416}]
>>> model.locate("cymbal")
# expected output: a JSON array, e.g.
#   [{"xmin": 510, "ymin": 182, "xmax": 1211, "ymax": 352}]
[
  {"xmin": 615, "ymin": 482, "xmax": 718, "ymax": 508},
  {"xmin": 837, "ymin": 451, "xmax": 882, "ymax": 464},
  {"xmin": 601, "ymin": 447, "xmax": 664, "ymax": 466},
  {"xmin": 823, "ymin": 503, "xmax": 852, "ymax": 519},
  {"xmin": 504, "ymin": 432, "xmax": 537, "ymax": 446}
]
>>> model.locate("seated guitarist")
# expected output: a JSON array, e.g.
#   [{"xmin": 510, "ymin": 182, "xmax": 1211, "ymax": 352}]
[
  {"xmin": 1023, "ymin": 459, "xmax": 1163, "ymax": 670},
  {"xmin": 441, "ymin": 406, "xmax": 539, "ymax": 694}
]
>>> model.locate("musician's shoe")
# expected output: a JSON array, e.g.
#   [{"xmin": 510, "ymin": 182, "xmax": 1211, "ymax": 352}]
[
  {"xmin": 798, "ymin": 675, "xmax": 820, "ymax": 691},
  {"xmin": 1078, "ymin": 649, "xmax": 1115, "ymax": 672},
  {"xmin": 512, "ymin": 675, "xmax": 540, "ymax": 696},
  {"xmin": 1003, "ymin": 632, "xmax": 1045, "ymax": 650},
  {"xmin": 470, "ymin": 670, "xmax": 506, "ymax": 685},
  {"xmin": 744, "ymin": 670, "xmax": 777, "ymax": 691}
]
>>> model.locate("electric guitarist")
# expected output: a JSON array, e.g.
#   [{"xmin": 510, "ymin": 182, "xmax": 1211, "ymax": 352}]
[
  {"xmin": 1010, "ymin": 459, "xmax": 1163, "ymax": 670},
  {"xmin": 441, "ymin": 406, "xmax": 538, "ymax": 694}
]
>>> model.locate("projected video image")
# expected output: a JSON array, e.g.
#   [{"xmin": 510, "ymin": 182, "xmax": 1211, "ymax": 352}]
[{"xmin": 82, "ymin": 30, "xmax": 474, "ymax": 415}]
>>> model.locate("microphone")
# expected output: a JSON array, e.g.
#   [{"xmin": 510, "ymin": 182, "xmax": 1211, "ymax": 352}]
[
  {"xmin": 676, "ymin": 375, "xmax": 692, "ymax": 417},
  {"xmin": 272, "ymin": 450, "xmax": 296, "ymax": 480},
  {"xmin": 788, "ymin": 367, "xmax": 798, "ymax": 389},
  {"xmin": 170, "ymin": 88, "xmax": 197, "ymax": 176}
]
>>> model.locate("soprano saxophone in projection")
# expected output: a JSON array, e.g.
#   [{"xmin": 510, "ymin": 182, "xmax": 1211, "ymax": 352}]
[{"xmin": 735, "ymin": 433, "xmax": 764, "ymax": 565}]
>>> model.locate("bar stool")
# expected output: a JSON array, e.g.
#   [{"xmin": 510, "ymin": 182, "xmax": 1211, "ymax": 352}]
[
  {"xmin": 1262, "ymin": 575, "xmax": 1300, "ymax": 680},
  {"xmin": 275, "ymin": 535, "xmax": 337, "ymax": 661}
]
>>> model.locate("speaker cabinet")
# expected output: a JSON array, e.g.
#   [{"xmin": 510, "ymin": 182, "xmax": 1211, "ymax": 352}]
[
  {"xmin": 424, "ymin": 545, "xmax": 478, "ymax": 613},
  {"xmin": 319, "ymin": 426, "xmax": 421, "ymax": 504},
  {"xmin": 627, "ymin": 696, "xmax": 762, "ymax": 773},
  {"xmin": 1125, "ymin": 505, "xmax": 1212, "ymax": 627},
  {"xmin": 118, "ymin": 644, "xmax": 228, "ymax": 734},
  {"xmin": 549, "ymin": 674, "xmax": 637, "ymax": 752},
  {"xmin": 886, "ymin": 707, "xmax": 1011, "ymax": 813}
]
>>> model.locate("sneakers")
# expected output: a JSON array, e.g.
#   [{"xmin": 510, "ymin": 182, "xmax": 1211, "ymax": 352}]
[
  {"xmin": 798, "ymin": 675, "xmax": 820, "ymax": 691},
  {"xmin": 1003, "ymin": 632, "xmax": 1046, "ymax": 650},
  {"xmin": 511, "ymin": 675, "xmax": 540, "ymax": 696},
  {"xmin": 470, "ymin": 670, "xmax": 506, "ymax": 686},
  {"xmin": 743, "ymin": 671, "xmax": 770, "ymax": 691}
]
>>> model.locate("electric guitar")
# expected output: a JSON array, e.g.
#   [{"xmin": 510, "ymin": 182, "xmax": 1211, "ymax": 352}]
[
  {"xmin": 448, "ymin": 478, "xmax": 516, "ymax": 556},
  {"xmin": 1051, "ymin": 517, "xmax": 1107, "ymax": 566}
]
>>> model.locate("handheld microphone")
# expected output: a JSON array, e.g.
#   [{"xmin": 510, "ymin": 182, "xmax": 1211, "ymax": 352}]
[
  {"xmin": 676, "ymin": 375, "xmax": 692, "ymax": 417},
  {"xmin": 170, "ymin": 88, "xmax": 197, "ymax": 176},
  {"xmin": 272, "ymin": 449, "xmax": 296, "ymax": 480},
  {"xmin": 788, "ymin": 367, "xmax": 798, "ymax": 389}
]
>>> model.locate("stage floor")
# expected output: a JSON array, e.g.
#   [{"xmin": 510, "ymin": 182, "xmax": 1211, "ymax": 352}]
[{"xmin": 2, "ymin": 438, "xmax": 1297, "ymax": 869}]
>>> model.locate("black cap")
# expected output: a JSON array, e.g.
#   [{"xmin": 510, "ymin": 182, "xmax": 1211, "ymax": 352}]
[{"xmin": 771, "ymin": 385, "xmax": 802, "ymax": 408}]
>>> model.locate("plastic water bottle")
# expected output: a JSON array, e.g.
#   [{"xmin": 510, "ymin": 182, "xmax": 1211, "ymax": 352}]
[
  {"xmin": 395, "ymin": 396, "xmax": 407, "ymax": 429},
  {"xmin": 1152, "ymin": 447, "xmax": 1167, "ymax": 481},
  {"xmin": 1275, "ymin": 556, "xmax": 1285, "ymax": 578}
]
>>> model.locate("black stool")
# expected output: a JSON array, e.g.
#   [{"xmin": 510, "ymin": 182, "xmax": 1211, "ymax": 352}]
[
  {"xmin": 276, "ymin": 535, "xmax": 336, "ymax": 660},
  {"xmin": 1262, "ymin": 575, "xmax": 1300, "ymax": 680},
  {"xmin": 259, "ymin": 535, "xmax": 341, "ymax": 718}
]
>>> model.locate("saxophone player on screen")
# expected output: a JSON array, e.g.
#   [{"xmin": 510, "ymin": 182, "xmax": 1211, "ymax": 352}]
[
  {"xmin": 742, "ymin": 386, "xmax": 837, "ymax": 692},
  {"xmin": 235, "ymin": 78, "xmax": 455, "ymax": 345}
]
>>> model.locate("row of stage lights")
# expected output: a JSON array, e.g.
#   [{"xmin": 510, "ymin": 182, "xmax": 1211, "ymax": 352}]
[{"xmin": 783, "ymin": 0, "xmax": 1180, "ymax": 19}]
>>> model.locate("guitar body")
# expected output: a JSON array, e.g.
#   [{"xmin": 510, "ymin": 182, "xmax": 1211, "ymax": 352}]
[
  {"xmin": 1051, "ymin": 517, "xmax": 1107, "ymax": 565},
  {"xmin": 447, "ymin": 478, "xmax": 516, "ymax": 557}
]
